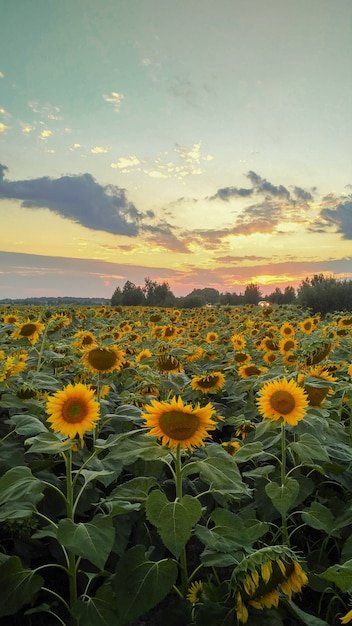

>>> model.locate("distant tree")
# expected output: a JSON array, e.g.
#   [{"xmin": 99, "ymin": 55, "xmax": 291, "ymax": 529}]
[
  {"xmin": 243, "ymin": 283, "xmax": 263, "ymax": 305},
  {"xmin": 188, "ymin": 288, "xmax": 220, "ymax": 304},
  {"xmin": 297, "ymin": 274, "xmax": 352, "ymax": 314},
  {"xmin": 180, "ymin": 293, "xmax": 206, "ymax": 308},
  {"xmin": 111, "ymin": 286, "xmax": 122, "ymax": 306},
  {"xmin": 268, "ymin": 286, "xmax": 296, "ymax": 305},
  {"xmin": 121, "ymin": 281, "xmax": 146, "ymax": 306},
  {"xmin": 143, "ymin": 277, "xmax": 176, "ymax": 307}
]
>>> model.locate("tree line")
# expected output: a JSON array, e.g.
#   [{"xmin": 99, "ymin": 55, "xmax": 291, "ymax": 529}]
[{"xmin": 110, "ymin": 274, "xmax": 352, "ymax": 314}]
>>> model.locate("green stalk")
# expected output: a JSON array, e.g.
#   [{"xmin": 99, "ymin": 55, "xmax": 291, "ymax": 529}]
[
  {"xmin": 64, "ymin": 448, "xmax": 78, "ymax": 621},
  {"xmin": 175, "ymin": 445, "xmax": 189, "ymax": 597},
  {"xmin": 36, "ymin": 321, "xmax": 50, "ymax": 372},
  {"xmin": 281, "ymin": 421, "xmax": 289, "ymax": 546}
]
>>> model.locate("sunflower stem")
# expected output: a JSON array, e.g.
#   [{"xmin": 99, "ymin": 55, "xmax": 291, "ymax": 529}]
[
  {"xmin": 281, "ymin": 421, "xmax": 290, "ymax": 547},
  {"xmin": 35, "ymin": 321, "xmax": 50, "ymax": 372},
  {"xmin": 64, "ymin": 448, "xmax": 78, "ymax": 623},
  {"xmin": 175, "ymin": 445, "xmax": 189, "ymax": 598}
]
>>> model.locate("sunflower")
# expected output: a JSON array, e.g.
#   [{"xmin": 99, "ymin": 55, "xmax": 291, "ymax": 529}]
[
  {"xmin": 155, "ymin": 354, "xmax": 184, "ymax": 374},
  {"xmin": 72, "ymin": 330, "xmax": 97, "ymax": 349},
  {"xmin": 141, "ymin": 395, "xmax": 217, "ymax": 450},
  {"xmin": 233, "ymin": 546, "xmax": 308, "ymax": 623},
  {"xmin": 257, "ymin": 377, "xmax": 308, "ymax": 426},
  {"xmin": 82, "ymin": 345, "xmax": 125, "ymax": 373},
  {"xmin": 234, "ymin": 351, "xmax": 251, "ymax": 364},
  {"xmin": 238, "ymin": 363, "xmax": 268, "ymax": 379},
  {"xmin": 222, "ymin": 440, "xmax": 241, "ymax": 455},
  {"xmin": 3, "ymin": 313, "xmax": 19, "ymax": 324},
  {"xmin": 160, "ymin": 325, "xmax": 178, "ymax": 340},
  {"xmin": 12, "ymin": 319, "xmax": 46, "ymax": 345},
  {"xmin": 299, "ymin": 317, "xmax": 315, "ymax": 335},
  {"xmin": 301, "ymin": 365, "xmax": 336, "ymax": 406},
  {"xmin": 205, "ymin": 331, "xmax": 218, "ymax": 343},
  {"xmin": 187, "ymin": 580, "xmax": 204, "ymax": 604},
  {"xmin": 280, "ymin": 322, "xmax": 295, "ymax": 337},
  {"xmin": 135, "ymin": 348, "xmax": 153, "ymax": 365},
  {"xmin": 46, "ymin": 383, "xmax": 100, "ymax": 443},
  {"xmin": 279, "ymin": 337, "xmax": 298, "ymax": 354},
  {"xmin": 231, "ymin": 333, "xmax": 246, "ymax": 350},
  {"xmin": 338, "ymin": 316, "xmax": 352, "ymax": 328},
  {"xmin": 263, "ymin": 351, "xmax": 278, "ymax": 365},
  {"xmin": 191, "ymin": 371, "xmax": 225, "ymax": 393}
]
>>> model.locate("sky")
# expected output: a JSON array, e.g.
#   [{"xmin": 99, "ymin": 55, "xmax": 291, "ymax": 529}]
[{"xmin": 0, "ymin": 0, "xmax": 352, "ymax": 300}]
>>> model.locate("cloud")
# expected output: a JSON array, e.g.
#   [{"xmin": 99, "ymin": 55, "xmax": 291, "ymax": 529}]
[
  {"xmin": 0, "ymin": 164, "xmax": 139, "ymax": 236},
  {"xmin": 111, "ymin": 155, "xmax": 141, "ymax": 170},
  {"xmin": 319, "ymin": 198, "xmax": 352, "ymax": 239},
  {"xmin": 0, "ymin": 122, "xmax": 8, "ymax": 133},
  {"xmin": 246, "ymin": 171, "xmax": 290, "ymax": 199},
  {"xmin": 91, "ymin": 146, "xmax": 110, "ymax": 154},
  {"xmin": 0, "ymin": 72, "xmax": 4, "ymax": 78},
  {"xmin": 210, "ymin": 186, "xmax": 253, "ymax": 201},
  {"xmin": 40, "ymin": 129, "xmax": 52, "ymax": 140},
  {"xmin": 110, "ymin": 143, "xmax": 205, "ymax": 178},
  {"xmin": 103, "ymin": 91, "xmax": 124, "ymax": 111},
  {"xmin": 210, "ymin": 171, "xmax": 313, "ymax": 204}
]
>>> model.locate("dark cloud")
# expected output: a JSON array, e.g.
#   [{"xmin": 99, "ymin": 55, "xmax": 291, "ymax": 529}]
[
  {"xmin": 0, "ymin": 164, "xmax": 139, "ymax": 236},
  {"xmin": 210, "ymin": 186, "xmax": 253, "ymax": 201},
  {"xmin": 246, "ymin": 171, "xmax": 290, "ymax": 199},
  {"xmin": 293, "ymin": 186, "xmax": 314, "ymax": 201},
  {"xmin": 320, "ymin": 199, "xmax": 352, "ymax": 239},
  {"xmin": 215, "ymin": 254, "xmax": 268, "ymax": 264}
]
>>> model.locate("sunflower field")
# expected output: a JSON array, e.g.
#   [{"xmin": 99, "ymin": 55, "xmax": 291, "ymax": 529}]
[{"xmin": 1, "ymin": 303, "xmax": 352, "ymax": 626}]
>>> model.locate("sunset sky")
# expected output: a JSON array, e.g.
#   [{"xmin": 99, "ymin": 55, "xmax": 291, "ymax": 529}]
[{"xmin": 1, "ymin": 0, "xmax": 352, "ymax": 300}]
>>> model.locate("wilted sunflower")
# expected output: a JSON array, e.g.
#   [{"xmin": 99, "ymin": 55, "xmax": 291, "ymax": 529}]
[
  {"xmin": 46, "ymin": 383, "xmax": 100, "ymax": 443},
  {"xmin": 257, "ymin": 377, "xmax": 308, "ymax": 426},
  {"xmin": 155, "ymin": 354, "xmax": 184, "ymax": 374},
  {"xmin": 340, "ymin": 609, "xmax": 352, "ymax": 624},
  {"xmin": 82, "ymin": 345, "xmax": 125, "ymax": 373},
  {"xmin": 142, "ymin": 395, "xmax": 217, "ymax": 450},
  {"xmin": 12, "ymin": 319, "xmax": 46, "ymax": 345},
  {"xmin": 233, "ymin": 546, "xmax": 308, "ymax": 624},
  {"xmin": 191, "ymin": 371, "xmax": 225, "ymax": 393},
  {"xmin": 301, "ymin": 365, "xmax": 336, "ymax": 406}
]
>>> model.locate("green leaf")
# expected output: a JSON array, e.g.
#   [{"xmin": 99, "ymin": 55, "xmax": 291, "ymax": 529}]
[
  {"xmin": 283, "ymin": 598, "xmax": 331, "ymax": 625},
  {"xmin": 195, "ymin": 507, "xmax": 268, "ymax": 555},
  {"xmin": 109, "ymin": 476, "xmax": 157, "ymax": 502},
  {"xmin": 0, "ymin": 466, "xmax": 44, "ymax": 520},
  {"xmin": 193, "ymin": 444, "xmax": 251, "ymax": 498},
  {"xmin": 317, "ymin": 559, "xmax": 352, "ymax": 592},
  {"xmin": 72, "ymin": 583, "xmax": 119, "ymax": 626},
  {"xmin": 25, "ymin": 432, "xmax": 74, "ymax": 453},
  {"xmin": 301, "ymin": 501, "xmax": 339, "ymax": 536},
  {"xmin": 113, "ymin": 545, "xmax": 178, "ymax": 624},
  {"xmin": 265, "ymin": 478, "xmax": 299, "ymax": 516},
  {"xmin": 8, "ymin": 414, "xmax": 49, "ymax": 436},
  {"xmin": 230, "ymin": 441, "xmax": 263, "ymax": 463},
  {"xmin": 104, "ymin": 435, "xmax": 169, "ymax": 463},
  {"xmin": 289, "ymin": 433, "xmax": 330, "ymax": 464},
  {"xmin": 57, "ymin": 514, "xmax": 114, "ymax": 570},
  {"xmin": 0, "ymin": 556, "xmax": 44, "ymax": 617},
  {"xmin": 146, "ymin": 490, "xmax": 202, "ymax": 558}
]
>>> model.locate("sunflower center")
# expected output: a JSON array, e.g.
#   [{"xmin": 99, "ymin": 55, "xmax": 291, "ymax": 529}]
[
  {"xmin": 62, "ymin": 399, "xmax": 88, "ymax": 423},
  {"xmin": 88, "ymin": 348, "xmax": 116, "ymax": 371},
  {"xmin": 270, "ymin": 390, "xmax": 295, "ymax": 414},
  {"xmin": 159, "ymin": 410, "xmax": 199, "ymax": 440},
  {"xmin": 20, "ymin": 323, "xmax": 37, "ymax": 337},
  {"xmin": 198, "ymin": 376, "xmax": 219, "ymax": 389},
  {"xmin": 82, "ymin": 335, "xmax": 94, "ymax": 345}
]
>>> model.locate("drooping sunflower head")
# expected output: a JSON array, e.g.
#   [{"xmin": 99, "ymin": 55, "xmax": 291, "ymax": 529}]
[
  {"xmin": 155, "ymin": 354, "xmax": 183, "ymax": 374},
  {"xmin": 190, "ymin": 371, "xmax": 226, "ymax": 393},
  {"xmin": 46, "ymin": 383, "xmax": 100, "ymax": 444},
  {"xmin": 221, "ymin": 440, "xmax": 241, "ymax": 455},
  {"xmin": 232, "ymin": 546, "xmax": 308, "ymax": 623},
  {"xmin": 141, "ymin": 395, "xmax": 217, "ymax": 450},
  {"xmin": 257, "ymin": 376, "xmax": 309, "ymax": 426},
  {"xmin": 82, "ymin": 345, "xmax": 125, "ymax": 373},
  {"xmin": 12, "ymin": 319, "xmax": 46, "ymax": 345},
  {"xmin": 301, "ymin": 365, "xmax": 336, "ymax": 406}
]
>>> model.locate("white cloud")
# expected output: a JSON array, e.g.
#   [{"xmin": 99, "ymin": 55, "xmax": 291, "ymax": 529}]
[
  {"xmin": 111, "ymin": 155, "xmax": 141, "ymax": 170},
  {"xmin": 103, "ymin": 91, "xmax": 124, "ymax": 111},
  {"xmin": 0, "ymin": 72, "xmax": 4, "ymax": 78},
  {"xmin": 91, "ymin": 145, "xmax": 110, "ymax": 154},
  {"xmin": 40, "ymin": 129, "xmax": 52, "ymax": 140},
  {"xmin": 0, "ymin": 122, "xmax": 8, "ymax": 133},
  {"xmin": 21, "ymin": 123, "xmax": 34, "ymax": 134}
]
